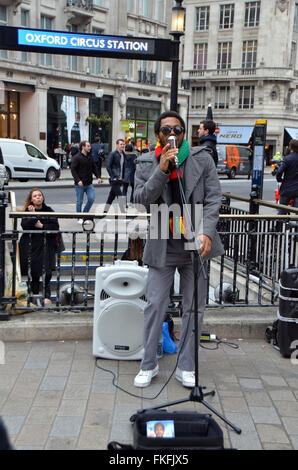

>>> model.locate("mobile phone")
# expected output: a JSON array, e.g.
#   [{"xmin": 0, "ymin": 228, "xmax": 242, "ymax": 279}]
[{"xmin": 146, "ymin": 420, "xmax": 175, "ymax": 438}]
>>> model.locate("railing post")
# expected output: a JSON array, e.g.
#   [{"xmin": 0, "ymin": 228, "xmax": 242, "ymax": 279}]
[
  {"xmin": 0, "ymin": 190, "xmax": 8, "ymax": 320},
  {"xmin": 248, "ymin": 185, "xmax": 259, "ymax": 273}
]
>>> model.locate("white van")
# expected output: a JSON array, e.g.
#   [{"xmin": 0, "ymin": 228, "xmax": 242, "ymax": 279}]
[{"xmin": 0, "ymin": 139, "xmax": 61, "ymax": 182}]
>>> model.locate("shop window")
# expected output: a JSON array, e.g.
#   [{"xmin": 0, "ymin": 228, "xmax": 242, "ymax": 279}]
[
  {"xmin": 0, "ymin": 91, "xmax": 20, "ymax": 139},
  {"xmin": 136, "ymin": 107, "xmax": 148, "ymax": 120}
]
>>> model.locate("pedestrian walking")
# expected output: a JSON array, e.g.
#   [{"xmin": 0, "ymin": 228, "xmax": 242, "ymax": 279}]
[
  {"xmin": 91, "ymin": 136, "xmax": 105, "ymax": 177},
  {"xmin": 70, "ymin": 140, "xmax": 102, "ymax": 223},
  {"xmin": 122, "ymin": 143, "xmax": 137, "ymax": 206},
  {"xmin": 104, "ymin": 138, "xmax": 126, "ymax": 213},
  {"xmin": 276, "ymin": 139, "xmax": 298, "ymax": 216},
  {"xmin": 197, "ymin": 120, "xmax": 218, "ymax": 167}
]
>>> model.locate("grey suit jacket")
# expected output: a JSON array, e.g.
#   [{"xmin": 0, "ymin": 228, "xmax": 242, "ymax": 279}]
[{"xmin": 134, "ymin": 145, "xmax": 224, "ymax": 268}]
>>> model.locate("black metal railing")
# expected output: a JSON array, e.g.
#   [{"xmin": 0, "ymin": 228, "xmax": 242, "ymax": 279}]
[
  {"xmin": 138, "ymin": 71, "xmax": 157, "ymax": 85},
  {"xmin": 1, "ymin": 207, "xmax": 297, "ymax": 315},
  {"xmin": 66, "ymin": 0, "xmax": 93, "ymax": 10}
]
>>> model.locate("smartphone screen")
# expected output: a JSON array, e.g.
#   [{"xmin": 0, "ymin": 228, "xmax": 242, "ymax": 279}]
[{"xmin": 146, "ymin": 420, "xmax": 175, "ymax": 438}]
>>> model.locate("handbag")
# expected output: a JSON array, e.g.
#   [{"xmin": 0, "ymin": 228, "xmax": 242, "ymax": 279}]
[
  {"xmin": 108, "ymin": 410, "xmax": 224, "ymax": 450},
  {"xmin": 56, "ymin": 233, "xmax": 65, "ymax": 253}
]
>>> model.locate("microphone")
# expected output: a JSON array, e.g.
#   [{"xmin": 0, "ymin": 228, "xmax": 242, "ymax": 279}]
[{"xmin": 168, "ymin": 136, "xmax": 178, "ymax": 167}]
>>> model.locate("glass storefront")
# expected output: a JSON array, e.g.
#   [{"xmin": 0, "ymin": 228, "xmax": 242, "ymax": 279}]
[
  {"xmin": 47, "ymin": 90, "xmax": 112, "ymax": 158},
  {"xmin": 0, "ymin": 90, "xmax": 19, "ymax": 138},
  {"xmin": 124, "ymin": 99, "xmax": 160, "ymax": 152}
]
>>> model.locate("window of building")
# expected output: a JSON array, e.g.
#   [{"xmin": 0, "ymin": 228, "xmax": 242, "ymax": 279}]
[
  {"xmin": 92, "ymin": 28, "xmax": 102, "ymax": 75},
  {"xmin": 294, "ymin": 3, "xmax": 298, "ymax": 31},
  {"xmin": 195, "ymin": 6, "xmax": 210, "ymax": 31},
  {"xmin": 141, "ymin": 0, "xmax": 151, "ymax": 17},
  {"xmin": 21, "ymin": 9, "xmax": 29, "ymax": 62},
  {"xmin": 94, "ymin": 0, "xmax": 103, "ymax": 5},
  {"xmin": 290, "ymin": 41, "xmax": 297, "ymax": 68},
  {"xmin": 239, "ymin": 85, "xmax": 255, "ymax": 109},
  {"xmin": 194, "ymin": 43, "xmax": 208, "ymax": 70},
  {"xmin": 242, "ymin": 40, "xmax": 257, "ymax": 70},
  {"xmin": 0, "ymin": 6, "xmax": 7, "ymax": 59},
  {"xmin": 215, "ymin": 86, "xmax": 230, "ymax": 109},
  {"xmin": 40, "ymin": 15, "xmax": 53, "ymax": 66},
  {"xmin": 244, "ymin": 1, "xmax": 260, "ymax": 27},
  {"xmin": 191, "ymin": 86, "xmax": 206, "ymax": 109},
  {"xmin": 219, "ymin": 4, "xmax": 234, "ymax": 29},
  {"xmin": 138, "ymin": 60, "xmax": 157, "ymax": 85},
  {"xmin": 217, "ymin": 42, "xmax": 232, "ymax": 69},
  {"xmin": 68, "ymin": 24, "xmax": 78, "ymax": 71},
  {"xmin": 127, "ymin": 0, "xmax": 134, "ymax": 13},
  {"xmin": 156, "ymin": 0, "xmax": 164, "ymax": 22}
]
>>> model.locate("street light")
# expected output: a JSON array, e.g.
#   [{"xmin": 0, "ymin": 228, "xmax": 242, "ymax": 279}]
[{"xmin": 170, "ymin": 0, "xmax": 185, "ymax": 112}]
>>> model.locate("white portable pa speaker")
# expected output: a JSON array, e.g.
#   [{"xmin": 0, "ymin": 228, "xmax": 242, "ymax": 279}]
[{"xmin": 93, "ymin": 260, "xmax": 148, "ymax": 360}]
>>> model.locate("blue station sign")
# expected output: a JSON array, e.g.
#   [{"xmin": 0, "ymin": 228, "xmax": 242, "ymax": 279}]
[
  {"xmin": 18, "ymin": 29, "xmax": 154, "ymax": 54},
  {"xmin": 0, "ymin": 25, "xmax": 174, "ymax": 61}
]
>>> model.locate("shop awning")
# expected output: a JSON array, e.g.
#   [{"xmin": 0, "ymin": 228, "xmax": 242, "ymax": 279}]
[
  {"xmin": 1, "ymin": 81, "xmax": 35, "ymax": 93},
  {"xmin": 285, "ymin": 127, "xmax": 298, "ymax": 139},
  {"xmin": 216, "ymin": 126, "xmax": 254, "ymax": 144}
]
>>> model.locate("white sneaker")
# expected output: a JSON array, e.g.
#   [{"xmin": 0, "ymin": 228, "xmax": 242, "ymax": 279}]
[
  {"xmin": 175, "ymin": 368, "xmax": 195, "ymax": 388},
  {"xmin": 134, "ymin": 365, "xmax": 159, "ymax": 388}
]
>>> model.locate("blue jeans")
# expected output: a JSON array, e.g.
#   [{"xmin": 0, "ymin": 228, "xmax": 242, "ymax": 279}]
[{"xmin": 75, "ymin": 184, "xmax": 95, "ymax": 213}]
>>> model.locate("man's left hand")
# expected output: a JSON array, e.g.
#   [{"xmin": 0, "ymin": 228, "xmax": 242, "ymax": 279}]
[{"xmin": 198, "ymin": 234, "xmax": 212, "ymax": 258}]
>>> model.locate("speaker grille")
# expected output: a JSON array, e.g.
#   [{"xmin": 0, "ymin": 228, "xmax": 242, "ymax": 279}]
[{"xmin": 100, "ymin": 289, "xmax": 110, "ymax": 300}]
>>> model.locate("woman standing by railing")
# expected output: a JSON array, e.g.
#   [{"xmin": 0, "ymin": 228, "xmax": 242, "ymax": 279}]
[{"xmin": 19, "ymin": 188, "xmax": 59, "ymax": 305}]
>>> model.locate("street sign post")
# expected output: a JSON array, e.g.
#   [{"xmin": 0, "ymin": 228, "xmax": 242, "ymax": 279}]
[
  {"xmin": 248, "ymin": 120, "xmax": 267, "ymax": 273},
  {"xmin": 251, "ymin": 119, "xmax": 267, "ymax": 208}
]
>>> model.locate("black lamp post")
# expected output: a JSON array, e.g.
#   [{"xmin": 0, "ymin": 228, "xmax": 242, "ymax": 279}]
[{"xmin": 170, "ymin": 0, "xmax": 185, "ymax": 112}]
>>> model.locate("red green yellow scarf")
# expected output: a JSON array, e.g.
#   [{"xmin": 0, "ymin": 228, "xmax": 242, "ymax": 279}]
[{"xmin": 155, "ymin": 139, "xmax": 189, "ymax": 180}]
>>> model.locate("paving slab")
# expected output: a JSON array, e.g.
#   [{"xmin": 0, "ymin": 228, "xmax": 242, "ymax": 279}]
[{"xmin": 0, "ymin": 337, "xmax": 298, "ymax": 450}]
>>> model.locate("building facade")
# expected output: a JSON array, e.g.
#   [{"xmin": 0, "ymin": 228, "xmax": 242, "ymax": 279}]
[
  {"xmin": 2, "ymin": 0, "xmax": 298, "ymax": 162},
  {"xmin": 0, "ymin": 0, "xmax": 189, "ymax": 157},
  {"xmin": 181, "ymin": 0, "xmax": 298, "ymax": 161}
]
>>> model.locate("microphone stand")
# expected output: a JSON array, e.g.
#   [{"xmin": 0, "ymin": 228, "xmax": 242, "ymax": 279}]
[{"xmin": 130, "ymin": 151, "xmax": 241, "ymax": 435}]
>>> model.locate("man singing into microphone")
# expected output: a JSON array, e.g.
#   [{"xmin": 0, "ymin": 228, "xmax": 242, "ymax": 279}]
[{"xmin": 133, "ymin": 111, "xmax": 223, "ymax": 388}]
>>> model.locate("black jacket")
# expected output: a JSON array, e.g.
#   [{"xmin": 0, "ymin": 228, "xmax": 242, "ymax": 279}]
[
  {"xmin": 107, "ymin": 149, "xmax": 126, "ymax": 180},
  {"xmin": 71, "ymin": 151, "xmax": 100, "ymax": 185},
  {"xmin": 199, "ymin": 134, "xmax": 218, "ymax": 167},
  {"xmin": 276, "ymin": 152, "xmax": 298, "ymax": 197},
  {"xmin": 19, "ymin": 204, "xmax": 59, "ymax": 277},
  {"xmin": 123, "ymin": 152, "xmax": 137, "ymax": 184}
]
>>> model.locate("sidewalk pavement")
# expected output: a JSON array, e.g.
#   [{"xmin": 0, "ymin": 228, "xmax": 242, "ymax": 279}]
[{"xmin": 1, "ymin": 306, "xmax": 298, "ymax": 450}]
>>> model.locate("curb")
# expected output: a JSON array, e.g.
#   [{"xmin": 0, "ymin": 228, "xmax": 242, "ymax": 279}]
[{"xmin": 0, "ymin": 306, "xmax": 277, "ymax": 343}]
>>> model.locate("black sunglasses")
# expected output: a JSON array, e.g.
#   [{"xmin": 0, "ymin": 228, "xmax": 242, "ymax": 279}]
[{"xmin": 160, "ymin": 125, "xmax": 184, "ymax": 136}]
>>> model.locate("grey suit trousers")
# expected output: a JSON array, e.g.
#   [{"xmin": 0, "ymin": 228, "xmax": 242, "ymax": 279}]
[{"xmin": 141, "ymin": 256, "xmax": 207, "ymax": 371}]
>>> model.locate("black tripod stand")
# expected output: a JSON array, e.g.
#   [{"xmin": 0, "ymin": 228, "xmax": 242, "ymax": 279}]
[{"xmin": 131, "ymin": 149, "xmax": 241, "ymax": 435}]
